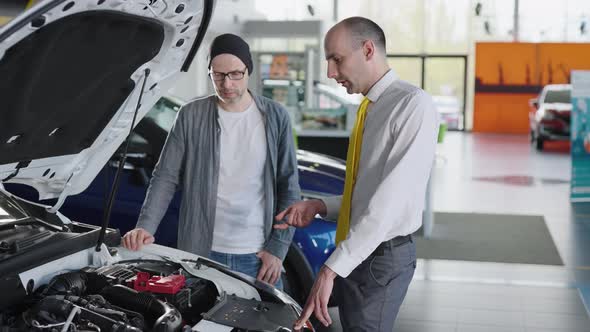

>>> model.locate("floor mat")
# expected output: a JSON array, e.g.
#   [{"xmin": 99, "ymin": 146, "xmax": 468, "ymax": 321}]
[{"xmin": 415, "ymin": 212, "xmax": 563, "ymax": 265}]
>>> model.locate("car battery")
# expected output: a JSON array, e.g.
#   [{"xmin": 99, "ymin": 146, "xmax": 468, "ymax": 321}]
[{"xmin": 132, "ymin": 271, "xmax": 185, "ymax": 294}]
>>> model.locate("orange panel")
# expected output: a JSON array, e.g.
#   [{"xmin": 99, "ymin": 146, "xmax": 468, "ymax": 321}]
[
  {"xmin": 473, "ymin": 42, "xmax": 590, "ymax": 133},
  {"xmin": 537, "ymin": 43, "xmax": 590, "ymax": 85},
  {"xmin": 497, "ymin": 94, "xmax": 533, "ymax": 134},
  {"xmin": 473, "ymin": 95, "xmax": 499, "ymax": 132},
  {"xmin": 475, "ymin": 43, "xmax": 537, "ymax": 86},
  {"xmin": 473, "ymin": 93, "xmax": 536, "ymax": 134}
]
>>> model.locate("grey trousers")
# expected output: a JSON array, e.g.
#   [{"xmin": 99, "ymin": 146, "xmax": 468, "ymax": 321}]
[{"xmin": 334, "ymin": 238, "xmax": 417, "ymax": 331}]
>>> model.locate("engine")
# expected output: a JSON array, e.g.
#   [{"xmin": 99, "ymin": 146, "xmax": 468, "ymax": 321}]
[{"xmin": 0, "ymin": 260, "xmax": 219, "ymax": 331}]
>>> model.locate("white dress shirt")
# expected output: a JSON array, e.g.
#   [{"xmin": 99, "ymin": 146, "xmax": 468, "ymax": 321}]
[{"xmin": 322, "ymin": 69, "xmax": 439, "ymax": 277}]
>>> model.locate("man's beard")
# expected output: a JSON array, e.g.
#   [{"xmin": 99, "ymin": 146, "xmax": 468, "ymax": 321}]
[{"xmin": 219, "ymin": 88, "xmax": 243, "ymax": 103}]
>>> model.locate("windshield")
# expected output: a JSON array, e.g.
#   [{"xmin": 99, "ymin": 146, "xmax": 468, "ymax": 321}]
[
  {"xmin": 544, "ymin": 89, "xmax": 571, "ymax": 104},
  {"xmin": 0, "ymin": 207, "xmax": 10, "ymax": 220},
  {"xmin": 145, "ymin": 97, "xmax": 182, "ymax": 133},
  {"xmin": 0, "ymin": 191, "xmax": 28, "ymax": 222}
]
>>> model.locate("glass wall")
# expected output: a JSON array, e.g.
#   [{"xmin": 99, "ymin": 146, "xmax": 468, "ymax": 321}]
[
  {"xmin": 253, "ymin": 0, "xmax": 335, "ymax": 21},
  {"xmin": 425, "ymin": 58, "xmax": 466, "ymax": 130},
  {"xmin": 249, "ymin": 38, "xmax": 319, "ymax": 53},
  {"xmin": 387, "ymin": 58, "xmax": 422, "ymax": 87},
  {"xmin": 519, "ymin": 0, "xmax": 590, "ymax": 42},
  {"xmin": 247, "ymin": 0, "xmax": 590, "ymax": 130}
]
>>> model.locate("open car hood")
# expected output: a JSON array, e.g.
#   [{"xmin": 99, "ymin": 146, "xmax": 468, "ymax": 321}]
[{"xmin": 0, "ymin": 0, "xmax": 214, "ymax": 203}]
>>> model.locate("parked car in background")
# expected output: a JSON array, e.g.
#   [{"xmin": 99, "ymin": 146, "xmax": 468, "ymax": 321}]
[
  {"xmin": 529, "ymin": 84, "xmax": 572, "ymax": 150},
  {"xmin": 6, "ymin": 95, "xmax": 344, "ymax": 305}
]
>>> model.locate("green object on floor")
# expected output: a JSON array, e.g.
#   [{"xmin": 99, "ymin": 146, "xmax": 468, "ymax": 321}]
[
  {"xmin": 415, "ymin": 212, "xmax": 563, "ymax": 265},
  {"xmin": 438, "ymin": 122, "xmax": 447, "ymax": 143}
]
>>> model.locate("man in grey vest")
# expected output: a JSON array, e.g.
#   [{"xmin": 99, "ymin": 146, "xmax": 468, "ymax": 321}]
[{"xmin": 122, "ymin": 33, "xmax": 300, "ymax": 288}]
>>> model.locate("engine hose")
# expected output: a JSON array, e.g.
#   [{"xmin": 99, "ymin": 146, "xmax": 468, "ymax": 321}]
[
  {"xmin": 37, "ymin": 310, "xmax": 61, "ymax": 324},
  {"xmin": 65, "ymin": 294, "xmax": 146, "ymax": 330},
  {"xmin": 35, "ymin": 297, "xmax": 73, "ymax": 318},
  {"xmin": 60, "ymin": 305, "xmax": 80, "ymax": 332},
  {"xmin": 108, "ymin": 304, "xmax": 146, "ymax": 330},
  {"xmin": 30, "ymin": 296, "xmax": 140, "ymax": 332},
  {"xmin": 100, "ymin": 285, "xmax": 182, "ymax": 332},
  {"xmin": 87, "ymin": 306, "xmax": 128, "ymax": 321},
  {"xmin": 42, "ymin": 272, "xmax": 88, "ymax": 296}
]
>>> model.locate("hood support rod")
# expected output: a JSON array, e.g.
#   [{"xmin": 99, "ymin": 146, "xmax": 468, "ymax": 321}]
[{"xmin": 95, "ymin": 68, "xmax": 150, "ymax": 252}]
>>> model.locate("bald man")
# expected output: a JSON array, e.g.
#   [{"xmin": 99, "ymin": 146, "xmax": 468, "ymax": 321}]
[{"xmin": 275, "ymin": 17, "xmax": 438, "ymax": 331}]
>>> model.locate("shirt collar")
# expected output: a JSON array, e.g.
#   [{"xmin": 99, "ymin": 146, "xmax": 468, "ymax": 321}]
[{"xmin": 365, "ymin": 69, "xmax": 398, "ymax": 103}]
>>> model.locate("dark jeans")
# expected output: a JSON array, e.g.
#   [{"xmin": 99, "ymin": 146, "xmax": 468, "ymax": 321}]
[
  {"xmin": 209, "ymin": 251, "xmax": 283, "ymax": 290},
  {"xmin": 335, "ymin": 238, "xmax": 416, "ymax": 331}
]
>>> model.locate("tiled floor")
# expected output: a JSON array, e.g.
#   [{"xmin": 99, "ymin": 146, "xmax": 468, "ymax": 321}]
[{"xmin": 321, "ymin": 132, "xmax": 590, "ymax": 332}]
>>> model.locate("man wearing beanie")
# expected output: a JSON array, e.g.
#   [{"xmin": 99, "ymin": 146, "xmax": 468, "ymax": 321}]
[{"xmin": 122, "ymin": 33, "xmax": 300, "ymax": 288}]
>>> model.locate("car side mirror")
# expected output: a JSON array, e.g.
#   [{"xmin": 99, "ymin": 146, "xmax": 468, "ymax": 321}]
[
  {"xmin": 530, "ymin": 98, "xmax": 539, "ymax": 110},
  {"xmin": 132, "ymin": 167, "xmax": 151, "ymax": 187},
  {"xmin": 108, "ymin": 153, "xmax": 151, "ymax": 187}
]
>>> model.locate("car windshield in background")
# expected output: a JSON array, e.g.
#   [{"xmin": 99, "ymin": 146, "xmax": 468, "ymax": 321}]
[
  {"xmin": 544, "ymin": 90, "xmax": 572, "ymax": 104},
  {"xmin": 0, "ymin": 192, "xmax": 27, "ymax": 222},
  {"xmin": 0, "ymin": 207, "xmax": 10, "ymax": 221},
  {"xmin": 146, "ymin": 97, "xmax": 182, "ymax": 132}
]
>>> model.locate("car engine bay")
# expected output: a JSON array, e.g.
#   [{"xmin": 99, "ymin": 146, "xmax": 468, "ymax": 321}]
[{"xmin": 0, "ymin": 258, "xmax": 303, "ymax": 331}]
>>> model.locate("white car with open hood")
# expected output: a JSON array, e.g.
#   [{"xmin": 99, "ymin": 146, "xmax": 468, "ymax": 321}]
[{"xmin": 0, "ymin": 1, "xmax": 312, "ymax": 331}]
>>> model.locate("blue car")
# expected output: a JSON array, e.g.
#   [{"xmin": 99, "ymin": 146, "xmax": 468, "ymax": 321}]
[{"xmin": 6, "ymin": 96, "xmax": 343, "ymax": 304}]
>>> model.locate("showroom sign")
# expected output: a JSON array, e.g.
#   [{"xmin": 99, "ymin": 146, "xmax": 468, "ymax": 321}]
[{"xmin": 571, "ymin": 70, "xmax": 590, "ymax": 202}]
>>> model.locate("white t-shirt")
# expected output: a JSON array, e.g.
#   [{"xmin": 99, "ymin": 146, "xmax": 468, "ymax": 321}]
[{"xmin": 211, "ymin": 102, "xmax": 267, "ymax": 254}]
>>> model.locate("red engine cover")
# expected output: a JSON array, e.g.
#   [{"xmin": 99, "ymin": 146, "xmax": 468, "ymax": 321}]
[{"xmin": 132, "ymin": 272, "xmax": 186, "ymax": 294}]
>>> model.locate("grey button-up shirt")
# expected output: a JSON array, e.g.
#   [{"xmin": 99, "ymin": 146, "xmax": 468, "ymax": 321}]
[{"xmin": 136, "ymin": 94, "xmax": 300, "ymax": 261}]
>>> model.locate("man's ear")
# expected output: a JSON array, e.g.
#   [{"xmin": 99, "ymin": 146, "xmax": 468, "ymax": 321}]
[{"xmin": 363, "ymin": 40, "xmax": 376, "ymax": 60}]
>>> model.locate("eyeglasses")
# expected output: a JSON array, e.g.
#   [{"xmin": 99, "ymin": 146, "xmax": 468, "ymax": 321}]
[{"xmin": 209, "ymin": 68, "xmax": 247, "ymax": 82}]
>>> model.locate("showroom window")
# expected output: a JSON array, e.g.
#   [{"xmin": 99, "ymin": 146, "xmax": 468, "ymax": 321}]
[
  {"xmin": 424, "ymin": 0, "xmax": 470, "ymax": 54},
  {"xmin": 565, "ymin": 0, "xmax": 590, "ymax": 42},
  {"xmin": 521, "ymin": 0, "xmax": 589, "ymax": 42},
  {"xmin": 253, "ymin": 0, "xmax": 334, "ymax": 21},
  {"xmin": 339, "ymin": 0, "xmax": 424, "ymax": 54},
  {"xmin": 249, "ymin": 37, "xmax": 319, "ymax": 53},
  {"xmin": 471, "ymin": 0, "xmax": 516, "ymax": 41}
]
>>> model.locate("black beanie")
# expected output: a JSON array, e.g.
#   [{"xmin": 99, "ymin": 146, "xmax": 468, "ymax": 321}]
[{"xmin": 208, "ymin": 33, "xmax": 253, "ymax": 75}]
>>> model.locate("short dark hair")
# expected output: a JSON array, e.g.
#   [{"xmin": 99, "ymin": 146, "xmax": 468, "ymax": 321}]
[{"xmin": 339, "ymin": 17, "xmax": 386, "ymax": 53}]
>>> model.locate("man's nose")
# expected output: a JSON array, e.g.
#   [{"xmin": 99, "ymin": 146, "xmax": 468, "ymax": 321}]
[
  {"xmin": 327, "ymin": 63, "xmax": 338, "ymax": 79},
  {"xmin": 221, "ymin": 75, "xmax": 232, "ymax": 87}
]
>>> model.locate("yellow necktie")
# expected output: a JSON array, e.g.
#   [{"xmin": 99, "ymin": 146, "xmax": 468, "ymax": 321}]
[{"xmin": 336, "ymin": 97, "xmax": 370, "ymax": 244}]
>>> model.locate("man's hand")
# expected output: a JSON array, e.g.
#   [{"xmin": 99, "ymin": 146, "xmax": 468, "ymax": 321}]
[
  {"xmin": 274, "ymin": 199, "xmax": 327, "ymax": 230},
  {"xmin": 294, "ymin": 265, "xmax": 337, "ymax": 329},
  {"xmin": 256, "ymin": 250, "xmax": 282, "ymax": 285},
  {"xmin": 122, "ymin": 228, "xmax": 155, "ymax": 251}
]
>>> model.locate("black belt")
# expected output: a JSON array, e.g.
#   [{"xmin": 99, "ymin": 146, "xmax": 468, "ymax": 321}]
[{"xmin": 372, "ymin": 234, "xmax": 413, "ymax": 256}]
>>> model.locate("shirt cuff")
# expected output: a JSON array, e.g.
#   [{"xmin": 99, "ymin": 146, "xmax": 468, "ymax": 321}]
[
  {"xmin": 321, "ymin": 195, "xmax": 342, "ymax": 221},
  {"xmin": 136, "ymin": 218, "xmax": 158, "ymax": 236},
  {"xmin": 324, "ymin": 246, "xmax": 359, "ymax": 278}
]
